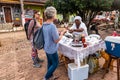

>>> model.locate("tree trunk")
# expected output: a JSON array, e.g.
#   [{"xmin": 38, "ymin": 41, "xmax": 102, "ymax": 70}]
[
  {"xmin": 87, "ymin": 11, "xmax": 98, "ymax": 27},
  {"xmin": 63, "ymin": 13, "xmax": 69, "ymax": 22}
]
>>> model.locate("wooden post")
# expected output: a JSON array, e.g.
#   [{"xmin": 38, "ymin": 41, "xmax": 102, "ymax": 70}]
[{"xmin": 20, "ymin": 0, "xmax": 25, "ymax": 27}]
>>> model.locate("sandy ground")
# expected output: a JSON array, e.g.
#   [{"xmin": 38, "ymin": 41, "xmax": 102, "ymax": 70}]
[{"xmin": 0, "ymin": 28, "xmax": 119, "ymax": 80}]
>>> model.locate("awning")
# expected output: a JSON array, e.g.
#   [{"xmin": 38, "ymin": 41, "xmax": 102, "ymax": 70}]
[
  {"xmin": 0, "ymin": 0, "xmax": 20, "ymax": 4},
  {"xmin": 0, "ymin": 2, "xmax": 45, "ymax": 6},
  {"xmin": 0, "ymin": 0, "xmax": 47, "ymax": 6},
  {"xmin": 23, "ymin": 2, "xmax": 45, "ymax": 6},
  {"xmin": 24, "ymin": 0, "xmax": 47, "ymax": 3}
]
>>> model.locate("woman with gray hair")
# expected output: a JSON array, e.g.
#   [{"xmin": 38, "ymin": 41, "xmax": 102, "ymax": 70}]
[{"xmin": 43, "ymin": 6, "xmax": 66, "ymax": 80}]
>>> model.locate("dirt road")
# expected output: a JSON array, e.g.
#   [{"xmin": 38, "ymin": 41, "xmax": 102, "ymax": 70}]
[{"xmin": 0, "ymin": 29, "xmax": 118, "ymax": 80}]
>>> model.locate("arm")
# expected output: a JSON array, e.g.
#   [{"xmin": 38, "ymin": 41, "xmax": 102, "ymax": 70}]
[
  {"xmin": 51, "ymin": 25, "xmax": 66, "ymax": 43},
  {"xmin": 54, "ymin": 29, "xmax": 66, "ymax": 43},
  {"xmin": 68, "ymin": 23, "xmax": 84, "ymax": 32},
  {"xmin": 65, "ymin": 23, "xmax": 75, "ymax": 33},
  {"xmin": 73, "ymin": 28, "xmax": 84, "ymax": 32},
  {"xmin": 81, "ymin": 23, "xmax": 88, "ymax": 36},
  {"xmin": 28, "ymin": 20, "xmax": 35, "ymax": 39},
  {"xmin": 66, "ymin": 27, "xmax": 74, "ymax": 33}
]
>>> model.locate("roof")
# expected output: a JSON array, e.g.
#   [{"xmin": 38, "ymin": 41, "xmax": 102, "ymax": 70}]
[
  {"xmin": 24, "ymin": 0, "xmax": 47, "ymax": 3},
  {"xmin": 24, "ymin": 0, "xmax": 48, "ymax": 6},
  {"xmin": 0, "ymin": 0, "xmax": 48, "ymax": 6},
  {"xmin": 0, "ymin": 0, "xmax": 20, "ymax": 4}
]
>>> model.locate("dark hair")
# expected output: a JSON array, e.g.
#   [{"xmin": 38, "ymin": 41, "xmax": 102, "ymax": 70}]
[{"xmin": 33, "ymin": 10, "xmax": 39, "ymax": 18}]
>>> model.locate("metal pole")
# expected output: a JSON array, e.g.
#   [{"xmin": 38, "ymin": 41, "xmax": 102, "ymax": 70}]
[{"xmin": 20, "ymin": 0, "xmax": 25, "ymax": 27}]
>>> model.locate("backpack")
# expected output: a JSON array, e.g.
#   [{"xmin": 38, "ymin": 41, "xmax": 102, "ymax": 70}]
[
  {"xmin": 33, "ymin": 26, "xmax": 44, "ymax": 50},
  {"xmin": 24, "ymin": 19, "xmax": 36, "ymax": 40}
]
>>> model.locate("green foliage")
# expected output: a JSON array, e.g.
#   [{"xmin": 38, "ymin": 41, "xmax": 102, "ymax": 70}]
[
  {"xmin": 112, "ymin": 0, "xmax": 120, "ymax": 10},
  {"xmin": 46, "ymin": 0, "xmax": 114, "ymax": 14},
  {"xmin": 45, "ymin": 1, "xmax": 53, "ymax": 7},
  {"xmin": 45, "ymin": 0, "xmax": 114, "ymax": 22}
]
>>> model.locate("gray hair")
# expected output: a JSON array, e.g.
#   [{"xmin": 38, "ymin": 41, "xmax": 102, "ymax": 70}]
[{"xmin": 44, "ymin": 6, "xmax": 57, "ymax": 19}]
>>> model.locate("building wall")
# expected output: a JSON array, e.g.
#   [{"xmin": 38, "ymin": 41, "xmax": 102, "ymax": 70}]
[
  {"xmin": 0, "ymin": 4, "xmax": 21, "ymax": 25},
  {"xmin": 0, "ymin": 0, "xmax": 46, "ymax": 26},
  {"xmin": 24, "ymin": 5, "xmax": 44, "ymax": 17},
  {"xmin": 24, "ymin": 5, "xmax": 44, "ymax": 24}
]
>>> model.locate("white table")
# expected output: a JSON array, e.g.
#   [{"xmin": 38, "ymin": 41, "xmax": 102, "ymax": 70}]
[{"xmin": 59, "ymin": 39, "xmax": 106, "ymax": 66}]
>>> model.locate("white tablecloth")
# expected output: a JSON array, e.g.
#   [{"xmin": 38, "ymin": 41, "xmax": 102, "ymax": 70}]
[{"xmin": 59, "ymin": 40, "xmax": 106, "ymax": 61}]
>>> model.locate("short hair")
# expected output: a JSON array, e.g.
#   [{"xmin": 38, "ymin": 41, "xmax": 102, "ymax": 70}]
[{"xmin": 44, "ymin": 6, "xmax": 57, "ymax": 19}]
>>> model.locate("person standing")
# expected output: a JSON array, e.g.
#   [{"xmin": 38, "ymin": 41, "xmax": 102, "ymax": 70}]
[
  {"xmin": 43, "ymin": 6, "xmax": 66, "ymax": 80},
  {"xmin": 28, "ymin": 10, "xmax": 44, "ymax": 68}
]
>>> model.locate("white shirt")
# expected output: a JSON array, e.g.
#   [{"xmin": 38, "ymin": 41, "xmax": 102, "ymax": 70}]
[{"xmin": 70, "ymin": 23, "xmax": 88, "ymax": 36}]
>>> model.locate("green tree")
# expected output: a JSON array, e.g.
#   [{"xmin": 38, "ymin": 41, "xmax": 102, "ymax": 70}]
[
  {"xmin": 45, "ymin": 0, "xmax": 75, "ymax": 22},
  {"xmin": 45, "ymin": 0, "xmax": 114, "ymax": 25},
  {"xmin": 112, "ymin": 0, "xmax": 120, "ymax": 10},
  {"xmin": 73, "ymin": 0, "xmax": 114, "ymax": 26}
]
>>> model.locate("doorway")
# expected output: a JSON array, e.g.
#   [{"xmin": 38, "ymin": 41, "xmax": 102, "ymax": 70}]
[{"xmin": 4, "ymin": 7, "xmax": 12, "ymax": 23}]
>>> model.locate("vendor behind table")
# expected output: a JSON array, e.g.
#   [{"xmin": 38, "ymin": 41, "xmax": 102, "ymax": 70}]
[{"xmin": 65, "ymin": 16, "xmax": 88, "ymax": 37}]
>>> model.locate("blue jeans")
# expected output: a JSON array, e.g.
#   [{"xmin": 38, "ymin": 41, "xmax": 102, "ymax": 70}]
[{"xmin": 45, "ymin": 52, "xmax": 59, "ymax": 79}]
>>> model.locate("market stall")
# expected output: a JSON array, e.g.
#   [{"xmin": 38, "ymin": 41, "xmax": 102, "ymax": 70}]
[{"xmin": 58, "ymin": 33, "xmax": 106, "ymax": 80}]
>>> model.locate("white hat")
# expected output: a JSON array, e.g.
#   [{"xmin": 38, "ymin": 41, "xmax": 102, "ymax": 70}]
[{"xmin": 74, "ymin": 16, "xmax": 82, "ymax": 22}]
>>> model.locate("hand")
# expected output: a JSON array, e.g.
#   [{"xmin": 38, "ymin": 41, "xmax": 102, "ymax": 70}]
[
  {"xmin": 69, "ymin": 29, "xmax": 73, "ymax": 33},
  {"xmin": 64, "ymin": 23, "xmax": 68, "ymax": 27},
  {"xmin": 60, "ymin": 29, "xmax": 67, "ymax": 35},
  {"xmin": 65, "ymin": 27, "xmax": 69, "ymax": 30}
]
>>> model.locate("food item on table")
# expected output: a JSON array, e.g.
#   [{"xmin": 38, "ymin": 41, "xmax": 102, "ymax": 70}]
[
  {"xmin": 83, "ymin": 43, "xmax": 87, "ymax": 48},
  {"xmin": 81, "ymin": 34, "xmax": 86, "ymax": 43}
]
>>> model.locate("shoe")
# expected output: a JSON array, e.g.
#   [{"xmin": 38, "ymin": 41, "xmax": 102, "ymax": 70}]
[
  {"xmin": 49, "ymin": 75, "xmax": 59, "ymax": 80},
  {"xmin": 33, "ymin": 63, "xmax": 42, "ymax": 68},
  {"xmin": 37, "ymin": 58, "xmax": 44, "ymax": 63},
  {"xmin": 43, "ymin": 78, "xmax": 49, "ymax": 80},
  {"xmin": 43, "ymin": 78, "xmax": 46, "ymax": 80}
]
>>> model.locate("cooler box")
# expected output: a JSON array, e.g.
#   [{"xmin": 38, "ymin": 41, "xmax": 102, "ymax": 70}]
[
  {"xmin": 68, "ymin": 63, "xmax": 89, "ymax": 80},
  {"xmin": 105, "ymin": 36, "xmax": 120, "ymax": 57}
]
